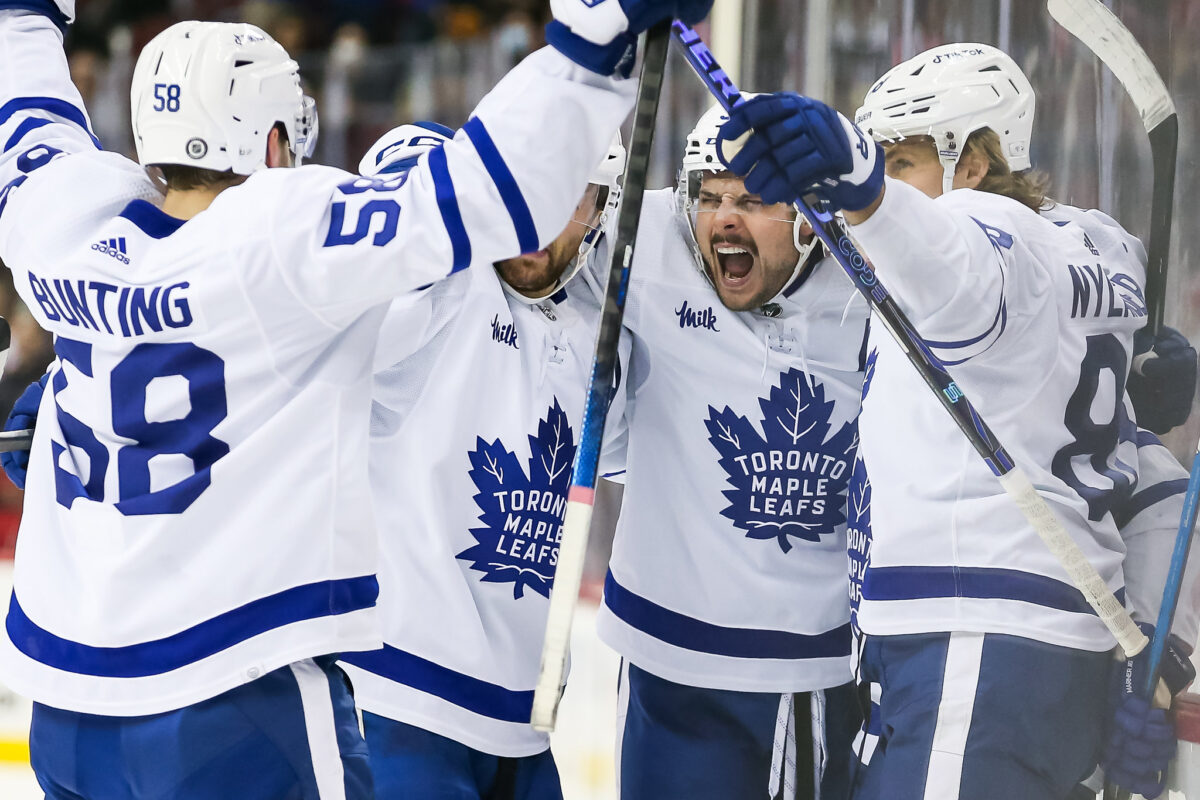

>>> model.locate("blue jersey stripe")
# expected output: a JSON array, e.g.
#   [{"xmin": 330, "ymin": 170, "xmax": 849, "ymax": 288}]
[
  {"xmin": 6, "ymin": 575, "xmax": 379, "ymax": 678},
  {"xmin": 925, "ymin": 299, "xmax": 1008, "ymax": 351},
  {"xmin": 862, "ymin": 565, "xmax": 1124, "ymax": 616},
  {"xmin": 462, "ymin": 116, "xmax": 538, "ymax": 254},
  {"xmin": 1136, "ymin": 429, "xmax": 1163, "ymax": 448},
  {"xmin": 427, "ymin": 146, "xmax": 471, "ymax": 273},
  {"xmin": 0, "ymin": 97, "xmax": 99, "ymax": 149},
  {"xmin": 604, "ymin": 571, "xmax": 852, "ymax": 660},
  {"xmin": 1115, "ymin": 478, "xmax": 1190, "ymax": 529},
  {"xmin": 119, "ymin": 199, "xmax": 185, "ymax": 239},
  {"xmin": 0, "ymin": 1, "xmax": 69, "ymax": 30},
  {"xmin": 3, "ymin": 117, "xmax": 53, "ymax": 152},
  {"xmin": 342, "ymin": 645, "xmax": 533, "ymax": 724}
]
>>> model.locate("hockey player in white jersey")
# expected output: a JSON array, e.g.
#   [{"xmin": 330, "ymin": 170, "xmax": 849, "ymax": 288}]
[
  {"xmin": 716, "ymin": 43, "xmax": 1181, "ymax": 799},
  {"xmin": 0, "ymin": 0, "xmax": 711, "ymax": 794},
  {"xmin": 337, "ymin": 124, "xmax": 624, "ymax": 800},
  {"xmin": 595, "ymin": 104, "xmax": 869, "ymax": 800}
]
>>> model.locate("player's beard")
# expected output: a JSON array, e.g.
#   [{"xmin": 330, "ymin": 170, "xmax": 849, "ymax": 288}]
[{"xmin": 494, "ymin": 237, "xmax": 577, "ymax": 298}]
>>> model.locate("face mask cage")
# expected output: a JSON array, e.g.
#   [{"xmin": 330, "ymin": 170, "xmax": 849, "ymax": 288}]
[
  {"xmin": 292, "ymin": 95, "xmax": 319, "ymax": 164},
  {"xmin": 575, "ymin": 183, "xmax": 609, "ymax": 260}
]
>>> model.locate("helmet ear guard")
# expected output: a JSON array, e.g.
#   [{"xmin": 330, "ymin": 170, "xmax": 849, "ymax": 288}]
[{"xmin": 855, "ymin": 43, "xmax": 1034, "ymax": 195}]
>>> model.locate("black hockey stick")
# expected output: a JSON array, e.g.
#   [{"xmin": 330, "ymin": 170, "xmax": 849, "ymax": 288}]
[
  {"xmin": 1048, "ymin": 0, "xmax": 1176, "ymax": 335},
  {"xmin": 531, "ymin": 20, "xmax": 671, "ymax": 732},
  {"xmin": 1046, "ymin": 5, "xmax": 1181, "ymax": 796},
  {"xmin": 671, "ymin": 22, "xmax": 1146, "ymax": 656}
]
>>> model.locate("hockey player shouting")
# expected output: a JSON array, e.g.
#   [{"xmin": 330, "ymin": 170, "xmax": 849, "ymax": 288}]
[
  {"xmin": 337, "ymin": 125, "xmax": 624, "ymax": 800},
  {"xmin": 0, "ymin": 0, "xmax": 709, "ymax": 794},
  {"xmin": 716, "ymin": 43, "xmax": 1184, "ymax": 799},
  {"xmin": 594, "ymin": 104, "xmax": 869, "ymax": 800}
]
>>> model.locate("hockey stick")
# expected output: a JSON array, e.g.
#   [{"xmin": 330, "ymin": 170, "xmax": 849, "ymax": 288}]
[
  {"xmin": 0, "ymin": 318, "xmax": 30, "ymax": 453},
  {"xmin": 0, "ymin": 429, "xmax": 31, "ymax": 452},
  {"xmin": 1048, "ymin": 0, "xmax": 1176, "ymax": 335},
  {"xmin": 530, "ymin": 20, "xmax": 672, "ymax": 732},
  {"xmin": 1044, "ymin": 5, "xmax": 1181, "ymax": 795},
  {"xmin": 671, "ymin": 21, "xmax": 1147, "ymax": 656}
]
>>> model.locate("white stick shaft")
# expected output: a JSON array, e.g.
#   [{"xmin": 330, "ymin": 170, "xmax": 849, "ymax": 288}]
[
  {"xmin": 996, "ymin": 469, "xmax": 1147, "ymax": 655},
  {"xmin": 531, "ymin": 495, "xmax": 596, "ymax": 731},
  {"xmin": 1047, "ymin": 0, "xmax": 1175, "ymax": 131}
]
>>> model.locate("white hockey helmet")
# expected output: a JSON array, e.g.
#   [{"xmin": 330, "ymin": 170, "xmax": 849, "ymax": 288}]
[
  {"xmin": 677, "ymin": 100, "xmax": 818, "ymax": 290},
  {"xmin": 854, "ymin": 43, "xmax": 1034, "ymax": 195},
  {"xmin": 503, "ymin": 131, "xmax": 627, "ymax": 304},
  {"xmin": 132, "ymin": 21, "xmax": 318, "ymax": 175},
  {"xmin": 358, "ymin": 121, "xmax": 455, "ymax": 177}
]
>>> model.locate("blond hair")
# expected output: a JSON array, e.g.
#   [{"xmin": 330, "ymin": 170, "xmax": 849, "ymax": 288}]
[{"xmin": 963, "ymin": 128, "xmax": 1051, "ymax": 212}]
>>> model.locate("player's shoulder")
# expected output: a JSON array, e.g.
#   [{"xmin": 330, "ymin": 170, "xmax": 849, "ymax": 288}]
[
  {"xmin": 938, "ymin": 186, "xmax": 1047, "ymax": 231},
  {"xmin": 2, "ymin": 149, "xmax": 161, "ymax": 259},
  {"xmin": 789, "ymin": 254, "xmax": 868, "ymax": 319},
  {"xmin": 629, "ymin": 187, "xmax": 707, "ymax": 287},
  {"xmin": 231, "ymin": 163, "xmax": 357, "ymax": 205},
  {"xmin": 11, "ymin": 148, "xmax": 155, "ymax": 212},
  {"xmin": 1040, "ymin": 201, "xmax": 1147, "ymax": 267}
]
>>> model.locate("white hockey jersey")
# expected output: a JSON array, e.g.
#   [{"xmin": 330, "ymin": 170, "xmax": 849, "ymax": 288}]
[
  {"xmin": 595, "ymin": 189, "xmax": 869, "ymax": 692},
  {"xmin": 847, "ymin": 178, "xmax": 1147, "ymax": 651},
  {"xmin": 0, "ymin": 9, "xmax": 635, "ymax": 716},
  {"xmin": 340, "ymin": 265, "xmax": 598, "ymax": 757}
]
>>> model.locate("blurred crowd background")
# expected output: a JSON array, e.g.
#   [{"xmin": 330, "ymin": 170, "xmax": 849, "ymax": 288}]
[{"xmin": 0, "ymin": 0, "xmax": 1197, "ymax": 557}]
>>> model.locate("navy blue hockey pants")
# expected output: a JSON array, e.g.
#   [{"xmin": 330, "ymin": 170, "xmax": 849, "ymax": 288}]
[
  {"xmin": 850, "ymin": 631, "xmax": 1110, "ymax": 800},
  {"xmin": 362, "ymin": 711, "xmax": 563, "ymax": 800},
  {"xmin": 616, "ymin": 660, "xmax": 861, "ymax": 800},
  {"xmin": 29, "ymin": 655, "xmax": 371, "ymax": 800}
]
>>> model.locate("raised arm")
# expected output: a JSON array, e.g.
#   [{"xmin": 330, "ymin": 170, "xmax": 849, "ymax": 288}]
[{"xmin": 0, "ymin": 2, "xmax": 100, "ymax": 218}]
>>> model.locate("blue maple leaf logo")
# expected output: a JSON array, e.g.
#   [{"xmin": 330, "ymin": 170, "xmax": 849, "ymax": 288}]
[
  {"xmin": 847, "ymin": 451, "xmax": 872, "ymax": 631},
  {"xmin": 861, "ymin": 347, "xmax": 877, "ymax": 401},
  {"xmin": 457, "ymin": 399, "xmax": 577, "ymax": 599},
  {"xmin": 704, "ymin": 368, "xmax": 859, "ymax": 553}
]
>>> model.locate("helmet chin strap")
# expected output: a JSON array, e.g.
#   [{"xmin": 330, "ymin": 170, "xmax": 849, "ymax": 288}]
[
  {"xmin": 933, "ymin": 132, "xmax": 961, "ymax": 196},
  {"xmin": 764, "ymin": 211, "xmax": 820, "ymax": 304}
]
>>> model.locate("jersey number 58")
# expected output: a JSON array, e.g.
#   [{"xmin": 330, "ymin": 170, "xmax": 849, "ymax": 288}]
[{"xmin": 51, "ymin": 337, "xmax": 229, "ymax": 515}]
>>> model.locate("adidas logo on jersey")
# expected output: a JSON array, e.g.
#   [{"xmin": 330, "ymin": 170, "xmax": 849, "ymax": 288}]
[{"xmin": 92, "ymin": 237, "xmax": 130, "ymax": 265}]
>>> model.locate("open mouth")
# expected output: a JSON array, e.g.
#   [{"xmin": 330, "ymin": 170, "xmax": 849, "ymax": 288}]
[{"xmin": 714, "ymin": 243, "xmax": 755, "ymax": 286}]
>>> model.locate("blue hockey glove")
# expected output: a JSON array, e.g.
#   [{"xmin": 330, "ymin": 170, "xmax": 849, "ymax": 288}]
[
  {"xmin": 1128, "ymin": 325, "xmax": 1197, "ymax": 434},
  {"xmin": 1, "ymin": 373, "xmax": 46, "ymax": 490},
  {"xmin": 1103, "ymin": 623, "xmax": 1196, "ymax": 799},
  {"xmin": 547, "ymin": 0, "xmax": 713, "ymax": 78},
  {"xmin": 717, "ymin": 93, "xmax": 884, "ymax": 211}
]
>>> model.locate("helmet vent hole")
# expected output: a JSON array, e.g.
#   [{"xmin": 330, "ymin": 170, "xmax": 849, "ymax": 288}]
[
  {"xmin": 234, "ymin": 60, "xmax": 252, "ymax": 68},
  {"xmin": 910, "ymin": 65, "xmax": 925, "ymax": 76},
  {"xmin": 154, "ymin": 53, "xmax": 164, "ymax": 74},
  {"xmin": 229, "ymin": 80, "xmax": 235, "ymax": 95},
  {"xmin": 980, "ymin": 65, "xmax": 1001, "ymax": 72},
  {"xmin": 910, "ymin": 106, "xmax": 930, "ymax": 114}
]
